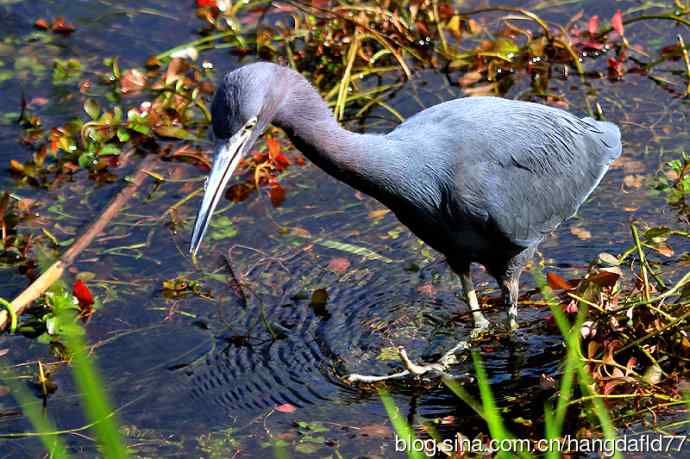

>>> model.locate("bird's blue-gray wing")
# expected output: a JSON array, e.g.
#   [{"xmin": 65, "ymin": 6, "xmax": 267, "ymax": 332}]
[
  {"xmin": 456, "ymin": 101, "xmax": 621, "ymax": 247},
  {"xmin": 390, "ymin": 97, "xmax": 621, "ymax": 248}
]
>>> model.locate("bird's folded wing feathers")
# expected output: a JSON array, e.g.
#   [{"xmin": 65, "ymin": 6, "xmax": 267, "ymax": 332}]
[{"xmin": 452, "ymin": 108, "xmax": 621, "ymax": 247}]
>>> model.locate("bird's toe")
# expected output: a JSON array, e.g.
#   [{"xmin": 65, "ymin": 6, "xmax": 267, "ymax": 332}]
[
  {"xmin": 470, "ymin": 325, "xmax": 489, "ymax": 340},
  {"xmin": 504, "ymin": 330, "xmax": 529, "ymax": 347},
  {"xmin": 470, "ymin": 316, "xmax": 491, "ymax": 339}
]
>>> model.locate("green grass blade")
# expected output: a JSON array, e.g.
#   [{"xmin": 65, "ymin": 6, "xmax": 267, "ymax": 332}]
[
  {"xmin": 61, "ymin": 326, "xmax": 129, "ymax": 459},
  {"xmin": 471, "ymin": 352, "xmax": 533, "ymax": 459},
  {"xmin": 0, "ymin": 366, "xmax": 72, "ymax": 459},
  {"xmin": 378, "ymin": 388, "xmax": 425, "ymax": 459},
  {"xmin": 443, "ymin": 377, "xmax": 484, "ymax": 417},
  {"xmin": 471, "ymin": 352, "xmax": 509, "ymax": 441},
  {"xmin": 533, "ymin": 269, "xmax": 622, "ymax": 459},
  {"xmin": 35, "ymin": 280, "xmax": 130, "ymax": 458}
]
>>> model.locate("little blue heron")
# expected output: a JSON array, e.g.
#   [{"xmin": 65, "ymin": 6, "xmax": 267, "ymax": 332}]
[{"xmin": 189, "ymin": 62, "xmax": 621, "ymax": 380}]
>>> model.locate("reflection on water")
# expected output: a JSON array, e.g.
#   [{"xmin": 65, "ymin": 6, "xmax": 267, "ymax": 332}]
[{"xmin": 0, "ymin": 0, "xmax": 689, "ymax": 457}]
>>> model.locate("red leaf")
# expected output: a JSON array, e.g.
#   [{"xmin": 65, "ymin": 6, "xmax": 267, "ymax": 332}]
[
  {"xmin": 51, "ymin": 16, "xmax": 76, "ymax": 34},
  {"xmin": 417, "ymin": 283, "xmax": 436, "ymax": 297},
  {"xmin": 269, "ymin": 179, "xmax": 286, "ymax": 207},
  {"xmin": 608, "ymin": 56, "xmax": 625, "ymax": 78},
  {"xmin": 275, "ymin": 403, "xmax": 296, "ymax": 413},
  {"xmin": 661, "ymin": 43, "xmax": 683, "ymax": 57},
  {"xmin": 120, "ymin": 69, "xmax": 146, "ymax": 95},
  {"xmin": 29, "ymin": 97, "xmax": 49, "ymax": 107},
  {"xmin": 34, "ymin": 18, "xmax": 49, "ymax": 30},
  {"xmin": 625, "ymin": 357, "xmax": 637, "ymax": 374},
  {"xmin": 415, "ymin": 21, "xmax": 429, "ymax": 37},
  {"xmin": 587, "ymin": 15, "xmax": 599, "ymax": 35},
  {"xmin": 328, "ymin": 257, "xmax": 350, "ymax": 273},
  {"xmin": 611, "ymin": 10, "xmax": 624, "ymax": 36},
  {"xmin": 73, "ymin": 280, "xmax": 94, "ymax": 308},
  {"xmin": 196, "ymin": 0, "xmax": 217, "ymax": 7},
  {"xmin": 546, "ymin": 272, "xmax": 574, "ymax": 290},
  {"xmin": 603, "ymin": 380, "xmax": 625, "ymax": 396},
  {"xmin": 587, "ymin": 269, "xmax": 621, "ymax": 287},
  {"xmin": 359, "ymin": 423, "xmax": 392, "ymax": 437},
  {"xmin": 226, "ymin": 184, "xmax": 252, "ymax": 203},
  {"xmin": 274, "ymin": 153, "xmax": 290, "ymax": 168},
  {"xmin": 49, "ymin": 128, "xmax": 60, "ymax": 153},
  {"xmin": 266, "ymin": 137, "xmax": 281, "ymax": 159},
  {"xmin": 252, "ymin": 151, "xmax": 267, "ymax": 163},
  {"xmin": 564, "ymin": 301, "xmax": 578, "ymax": 314},
  {"xmin": 164, "ymin": 58, "xmax": 187, "ymax": 85}
]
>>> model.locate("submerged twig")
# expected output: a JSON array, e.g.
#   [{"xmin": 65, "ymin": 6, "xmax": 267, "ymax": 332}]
[{"xmin": 223, "ymin": 254, "xmax": 248, "ymax": 309}]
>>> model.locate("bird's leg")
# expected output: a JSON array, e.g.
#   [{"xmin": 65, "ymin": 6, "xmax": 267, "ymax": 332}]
[
  {"xmin": 345, "ymin": 266, "xmax": 485, "ymax": 384},
  {"xmin": 502, "ymin": 277, "xmax": 520, "ymax": 331},
  {"xmin": 460, "ymin": 270, "xmax": 490, "ymax": 334}
]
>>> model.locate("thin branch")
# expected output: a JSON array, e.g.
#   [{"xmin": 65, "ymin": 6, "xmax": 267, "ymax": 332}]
[{"xmin": 0, "ymin": 155, "xmax": 159, "ymax": 332}]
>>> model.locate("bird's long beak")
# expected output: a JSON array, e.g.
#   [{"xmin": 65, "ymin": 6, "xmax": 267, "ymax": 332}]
[{"xmin": 189, "ymin": 116, "xmax": 257, "ymax": 256}]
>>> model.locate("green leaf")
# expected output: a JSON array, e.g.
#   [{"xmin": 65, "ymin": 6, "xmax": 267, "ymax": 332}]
[
  {"xmin": 494, "ymin": 38, "xmax": 520, "ymax": 60},
  {"xmin": 116, "ymin": 127, "xmax": 130, "ymax": 142},
  {"xmin": 78, "ymin": 152, "xmax": 96, "ymax": 168},
  {"xmin": 52, "ymin": 58, "xmax": 82, "ymax": 83},
  {"xmin": 297, "ymin": 421, "xmax": 329, "ymax": 433},
  {"xmin": 112, "ymin": 106, "xmax": 123, "ymax": 124},
  {"xmin": 99, "ymin": 144, "xmax": 121, "ymax": 156},
  {"xmin": 209, "ymin": 216, "xmax": 238, "ymax": 240},
  {"xmin": 103, "ymin": 56, "xmax": 120, "ymax": 79},
  {"xmin": 129, "ymin": 123, "xmax": 150, "ymax": 135},
  {"xmin": 154, "ymin": 125, "xmax": 196, "ymax": 140},
  {"xmin": 294, "ymin": 443, "xmax": 321, "ymax": 454},
  {"xmin": 58, "ymin": 237, "xmax": 75, "ymax": 247},
  {"xmin": 643, "ymin": 227, "xmax": 670, "ymax": 239},
  {"xmin": 84, "ymin": 98, "xmax": 100, "ymax": 120},
  {"xmin": 376, "ymin": 346, "xmax": 400, "ymax": 361},
  {"xmin": 59, "ymin": 322, "xmax": 87, "ymax": 337}
]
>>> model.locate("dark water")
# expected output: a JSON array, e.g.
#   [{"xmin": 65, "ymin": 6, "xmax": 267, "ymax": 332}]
[{"xmin": 0, "ymin": 0, "xmax": 688, "ymax": 457}]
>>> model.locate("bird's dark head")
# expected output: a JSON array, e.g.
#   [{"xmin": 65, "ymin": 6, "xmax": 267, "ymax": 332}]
[
  {"xmin": 190, "ymin": 62, "xmax": 291, "ymax": 256},
  {"xmin": 210, "ymin": 62, "xmax": 290, "ymax": 139}
]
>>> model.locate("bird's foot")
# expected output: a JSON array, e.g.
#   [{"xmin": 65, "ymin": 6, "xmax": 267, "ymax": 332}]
[
  {"xmin": 493, "ymin": 320, "xmax": 530, "ymax": 346},
  {"xmin": 346, "ymin": 342, "xmax": 472, "ymax": 384},
  {"xmin": 470, "ymin": 326, "xmax": 487, "ymax": 340},
  {"xmin": 469, "ymin": 318, "xmax": 525, "ymax": 342},
  {"xmin": 506, "ymin": 318, "xmax": 519, "ymax": 332},
  {"xmin": 504, "ymin": 327, "xmax": 530, "ymax": 346},
  {"xmin": 470, "ymin": 314, "xmax": 491, "ymax": 339}
]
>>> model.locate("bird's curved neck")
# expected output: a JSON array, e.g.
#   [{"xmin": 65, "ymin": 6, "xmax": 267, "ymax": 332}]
[{"xmin": 272, "ymin": 76, "xmax": 404, "ymax": 205}]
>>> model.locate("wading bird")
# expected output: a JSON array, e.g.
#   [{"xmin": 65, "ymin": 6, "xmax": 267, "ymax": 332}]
[{"xmin": 189, "ymin": 62, "xmax": 621, "ymax": 381}]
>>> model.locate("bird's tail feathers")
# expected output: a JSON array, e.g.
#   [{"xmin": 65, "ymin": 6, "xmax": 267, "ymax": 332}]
[{"xmin": 582, "ymin": 117, "xmax": 622, "ymax": 161}]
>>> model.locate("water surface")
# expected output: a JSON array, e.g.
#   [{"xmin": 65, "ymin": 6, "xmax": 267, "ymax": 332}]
[{"xmin": 0, "ymin": 0, "xmax": 688, "ymax": 457}]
